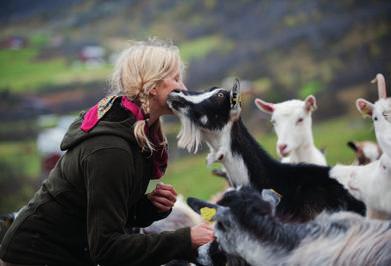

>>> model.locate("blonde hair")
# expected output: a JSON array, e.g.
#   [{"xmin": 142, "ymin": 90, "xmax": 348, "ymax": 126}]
[{"xmin": 110, "ymin": 38, "xmax": 185, "ymax": 152}]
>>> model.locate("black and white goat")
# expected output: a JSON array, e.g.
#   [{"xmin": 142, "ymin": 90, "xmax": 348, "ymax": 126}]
[
  {"xmin": 167, "ymin": 80, "xmax": 365, "ymax": 222},
  {"xmin": 188, "ymin": 186, "xmax": 391, "ymax": 266}
]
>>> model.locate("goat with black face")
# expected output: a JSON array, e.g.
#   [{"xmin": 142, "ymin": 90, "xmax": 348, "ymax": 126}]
[
  {"xmin": 188, "ymin": 187, "xmax": 391, "ymax": 266},
  {"xmin": 169, "ymin": 87, "xmax": 232, "ymax": 130},
  {"xmin": 167, "ymin": 80, "xmax": 365, "ymax": 222}
]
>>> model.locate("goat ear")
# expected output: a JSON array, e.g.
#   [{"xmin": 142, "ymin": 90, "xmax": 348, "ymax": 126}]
[
  {"xmin": 261, "ymin": 189, "xmax": 281, "ymax": 215},
  {"xmin": 230, "ymin": 78, "xmax": 241, "ymax": 108},
  {"xmin": 304, "ymin": 95, "xmax": 317, "ymax": 112},
  {"xmin": 254, "ymin": 98, "xmax": 274, "ymax": 114},
  {"xmin": 230, "ymin": 79, "xmax": 241, "ymax": 120},
  {"xmin": 356, "ymin": 98, "xmax": 374, "ymax": 117},
  {"xmin": 347, "ymin": 141, "xmax": 359, "ymax": 152},
  {"xmin": 187, "ymin": 197, "xmax": 218, "ymax": 215}
]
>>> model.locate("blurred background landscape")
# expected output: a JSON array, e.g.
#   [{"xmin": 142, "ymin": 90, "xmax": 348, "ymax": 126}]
[{"xmin": 0, "ymin": 0, "xmax": 390, "ymax": 213}]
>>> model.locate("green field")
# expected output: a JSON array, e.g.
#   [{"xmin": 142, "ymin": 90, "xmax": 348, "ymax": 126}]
[{"xmin": 0, "ymin": 48, "xmax": 112, "ymax": 92}]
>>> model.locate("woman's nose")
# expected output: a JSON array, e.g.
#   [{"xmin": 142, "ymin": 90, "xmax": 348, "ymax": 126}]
[{"xmin": 179, "ymin": 81, "xmax": 188, "ymax": 91}]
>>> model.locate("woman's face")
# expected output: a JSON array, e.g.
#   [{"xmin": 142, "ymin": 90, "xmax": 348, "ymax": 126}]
[{"xmin": 151, "ymin": 68, "xmax": 187, "ymax": 115}]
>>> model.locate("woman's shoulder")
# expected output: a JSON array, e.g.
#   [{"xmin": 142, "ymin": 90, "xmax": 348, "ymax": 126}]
[{"xmin": 80, "ymin": 134, "xmax": 135, "ymax": 157}]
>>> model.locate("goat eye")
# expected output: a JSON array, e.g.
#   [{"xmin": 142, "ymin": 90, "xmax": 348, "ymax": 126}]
[
  {"xmin": 373, "ymin": 116, "xmax": 378, "ymax": 121},
  {"xmin": 296, "ymin": 118, "xmax": 304, "ymax": 124},
  {"xmin": 217, "ymin": 92, "xmax": 224, "ymax": 98}
]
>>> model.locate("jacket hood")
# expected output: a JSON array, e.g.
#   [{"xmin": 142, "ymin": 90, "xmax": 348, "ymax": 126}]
[
  {"xmin": 60, "ymin": 97, "xmax": 168, "ymax": 179},
  {"xmin": 60, "ymin": 113, "xmax": 137, "ymax": 151}
]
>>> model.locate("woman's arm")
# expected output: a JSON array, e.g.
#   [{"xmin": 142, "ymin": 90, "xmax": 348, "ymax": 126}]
[
  {"xmin": 130, "ymin": 194, "xmax": 172, "ymax": 227},
  {"xmin": 83, "ymin": 148, "xmax": 193, "ymax": 266}
]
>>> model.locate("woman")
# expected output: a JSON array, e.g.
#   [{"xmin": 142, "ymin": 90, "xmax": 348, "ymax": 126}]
[{"xmin": 0, "ymin": 39, "xmax": 214, "ymax": 266}]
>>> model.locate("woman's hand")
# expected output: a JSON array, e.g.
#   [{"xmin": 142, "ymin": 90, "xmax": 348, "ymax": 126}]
[
  {"xmin": 147, "ymin": 183, "xmax": 177, "ymax": 212},
  {"xmin": 190, "ymin": 223, "xmax": 215, "ymax": 248}
]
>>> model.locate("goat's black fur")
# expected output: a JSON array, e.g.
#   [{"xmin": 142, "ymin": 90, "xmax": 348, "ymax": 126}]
[
  {"xmin": 231, "ymin": 119, "xmax": 365, "ymax": 222},
  {"xmin": 217, "ymin": 187, "xmax": 303, "ymax": 250}
]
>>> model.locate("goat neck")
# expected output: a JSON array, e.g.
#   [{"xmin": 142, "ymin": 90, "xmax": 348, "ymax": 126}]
[
  {"xmin": 225, "ymin": 118, "xmax": 276, "ymax": 188},
  {"xmin": 288, "ymin": 141, "xmax": 327, "ymax": 166}
]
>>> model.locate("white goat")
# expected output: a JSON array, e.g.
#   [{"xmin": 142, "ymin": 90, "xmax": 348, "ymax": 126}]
[
  {"xmin": 330, "ymin": 74, "xmax": 391, "ymax": 220},
  {"xmin": 143, "ymin": 195, "xmax": 203, "ymax": 234},
  {"xmin": 255, "ymin": 96, "xmax": 327, "ymax": 166},
  {"xmin": 356, "ymin": 73, "xmax": 391, "ymax": 157},
  {"xmin": 189, "ymin": 187, "xmax": 391, "ymax": 266},
  {"xmin": 330, "ymin": 153, "xmax": 391, "ymax": 220}
]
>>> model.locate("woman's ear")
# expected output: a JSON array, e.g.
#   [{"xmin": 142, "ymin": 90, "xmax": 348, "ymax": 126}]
[{"xmin": 149, "ymin": 87, "xmax": 158, "ymax": 96}]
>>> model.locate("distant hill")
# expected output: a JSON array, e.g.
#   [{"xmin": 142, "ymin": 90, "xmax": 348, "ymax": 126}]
[{"xmin": 1, "ymin": 0, "xmax": 391, "ymax": 119}]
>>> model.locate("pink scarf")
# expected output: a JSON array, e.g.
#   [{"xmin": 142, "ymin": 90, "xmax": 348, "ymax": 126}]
[{"xmin": 81, "ymin": 96, "xmax": 167, "ymax": 179}]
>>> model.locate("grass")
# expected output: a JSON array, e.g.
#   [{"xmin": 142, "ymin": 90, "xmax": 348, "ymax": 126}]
[
  {"xmin": 311, "ymin": 116, "xmax": 376, "ymax": 165},
  {"xmin": 179, "ymin": 35, "xmax": 233, "ymax": 62},
  {"xmin": 0, "ymin": 140, "xmax": 40, "ymax": 178},
  {"xmin": 0, "ymin": 48, "xmax": 112, "ymax": 92},
  {"xmin": 164, "ymin": 155, "xmax": 226, "ymax": 200}
]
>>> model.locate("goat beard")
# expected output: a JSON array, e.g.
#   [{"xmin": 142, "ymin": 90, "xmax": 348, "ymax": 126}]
[{"xmin": 177, "ymin": 115, "xmax": 202, "ymax": 153}]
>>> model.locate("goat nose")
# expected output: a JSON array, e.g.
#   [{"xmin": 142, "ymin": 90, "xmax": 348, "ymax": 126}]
[
  {"xmin": 278, "ymin": 144, "xmax": 287, "ymax": 153},
  {"xmin": 172, "ymin": 89, "xmax": 182, "ymax": 94}
]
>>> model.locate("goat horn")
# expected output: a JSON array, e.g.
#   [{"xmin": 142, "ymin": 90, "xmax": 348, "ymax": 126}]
[{"xmin": 371, "ymin": 73, "xmax": 387, "ymax": 99}]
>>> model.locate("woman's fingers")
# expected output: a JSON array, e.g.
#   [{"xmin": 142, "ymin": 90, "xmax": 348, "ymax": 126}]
[
  {"xmin": 149, "ymin": 195, "xmax": 175, "ymax": 207},
  {"xmin": 147, "ymin": 183, "xmax": 178, "ymax": 212},
  {"xmin": 190, "ymin": 223, "xmax": 216, "ymax": 248},
  {"xmin": 156, "ymin": 183, "xmax": 177, "ymax": 196},
  {"xmin": 152, "ymin": 187, "xmax": 177, "ymax": 202}
]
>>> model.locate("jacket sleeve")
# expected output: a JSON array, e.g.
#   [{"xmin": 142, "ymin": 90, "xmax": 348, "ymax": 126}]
[
  {"xmin": 82, "ymin": 148, "xmax": 193, "ymax": 266},
  {"xmin": 129, "ymin": 195, "xmax": 172, "ymax": 227}
]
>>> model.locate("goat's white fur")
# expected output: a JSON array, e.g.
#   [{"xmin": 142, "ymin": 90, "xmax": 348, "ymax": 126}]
[
  {"xmin": 286, "ymin": 212, "xmax": 391, "ymax": 266},
  {"xmin": 195, "ymin": 243, "xmax": 213, "ymax": 266},
  {"xmin": 144, "ymin": 195, "xmax": 203, "ymax": 233},
  {"xmin": 329, "ymin": 73, "xmax": 391, "ymax": 220},
  {"xmin": 203, "ymin": 122, "xmax": 250, "ymax": 187},
  {"xmin": 219, "ymin": 210, "xmax": 391, "ymax": 265},
  {"xmin": 330, "ymin": 147, "xmax": 391, "ymax": 220},
  {"xmin": 177, "ymin": 90, "xmax": 221, "ymax": 104},
  {"xmin": 255, "ymin": 96, "xmax": 327, "ymax": 166},
  {"xmin": 356, "ymin": 73, "xmax": 391, "ymax": 158},
  {"xmin": 349, "ymin": 141, "xmax": 382, "ymax": 165},
  {"xmin": 176, "ymin": 109, "xmax": 202, "ymax": 154}
]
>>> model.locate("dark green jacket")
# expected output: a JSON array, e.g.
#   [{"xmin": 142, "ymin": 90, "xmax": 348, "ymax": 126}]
[{"xmin": 0, "ymin": 102, "xmax": 193, "ymax": 266}]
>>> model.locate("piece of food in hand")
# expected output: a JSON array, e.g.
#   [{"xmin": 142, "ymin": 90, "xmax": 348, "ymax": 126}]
[{"xmin": 200, "ymin": 207, "xmax": 216, "ymax": 222}]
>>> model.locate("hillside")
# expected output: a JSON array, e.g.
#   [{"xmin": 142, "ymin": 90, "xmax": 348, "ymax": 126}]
[{"xmin": 1, "ymin": 0, "xmax": 390, "ymax": 104}]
